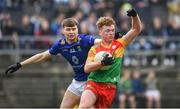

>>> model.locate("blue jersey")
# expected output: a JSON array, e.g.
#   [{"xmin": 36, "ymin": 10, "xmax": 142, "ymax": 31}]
[{"xmin": 49, "ymin": 34, "xmax": 95, "ymax": 81}]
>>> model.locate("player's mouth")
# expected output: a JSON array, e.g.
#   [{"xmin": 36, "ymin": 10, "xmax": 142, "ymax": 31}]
[{"xmin": 68, "ymin": 34, "xmax": 76, "ymax": 38}]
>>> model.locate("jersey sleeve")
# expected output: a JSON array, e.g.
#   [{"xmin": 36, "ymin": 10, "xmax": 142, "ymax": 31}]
[
  {"xmin": 83, "ymin": 35, "xmax": 96, "ymax": 46},
  {"xmin": 117, "ymin": 37, "xmax": 127, "ymax": 47},
  {"xmin": 86, "ymin": 47, "xmax": 96, "ymax": 62},
  {"xmin": 49, "ymin": 40, "xmax": 60, "ymax": 55}
]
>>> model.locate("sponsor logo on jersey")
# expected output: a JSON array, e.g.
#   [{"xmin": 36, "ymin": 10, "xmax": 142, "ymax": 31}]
[
  {"xmin": 77, "ymin": 46, "xmax": 82, "ymax": 51},
  {"xmin": 70, "ymin": 48, "xmax": 76, "ymax": 53},
  {"xmin": 112, "ymin": 45, "xmax": 116, "ymax": 49},
  {"xmin": 62, "ymin": 49, "xmax": 68, "ymax": 52}
]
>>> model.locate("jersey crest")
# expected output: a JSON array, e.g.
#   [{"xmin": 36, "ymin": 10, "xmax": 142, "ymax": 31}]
[{"xmin": 60, "ymin": 39, "xmax": 65, "ymax": 45}]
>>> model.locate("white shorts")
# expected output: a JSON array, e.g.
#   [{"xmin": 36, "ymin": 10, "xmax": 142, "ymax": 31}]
[
  {"xmin": 67, "ymin": 79, "xmax": 86, "ymax": 96},
  {"xmin": 145, "ymin": 90, "xmax": 160, "ymax": 98}
]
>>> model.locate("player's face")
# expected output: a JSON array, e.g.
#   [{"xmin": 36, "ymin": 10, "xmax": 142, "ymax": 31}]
[
  {"xmin": 99, "ymin": 25, "xmax": 115, "ymax": 43},
  {"xmin": 62, "ymin": 26, "xmax": 78, "ymax": 42}
]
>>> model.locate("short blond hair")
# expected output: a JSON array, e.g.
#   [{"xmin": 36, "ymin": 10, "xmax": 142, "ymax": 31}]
[{"xmin": 96, "ymin": 17, "xmax": 115, "ymax": 30}]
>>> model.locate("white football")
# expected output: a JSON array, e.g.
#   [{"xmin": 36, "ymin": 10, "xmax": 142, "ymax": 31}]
[{"xmin": 94, "ymin": 51, "xmax": 112, "ymax": 70}]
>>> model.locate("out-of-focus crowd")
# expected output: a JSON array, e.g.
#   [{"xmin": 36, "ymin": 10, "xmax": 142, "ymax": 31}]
[
  {"xmin": 1, "ymin": 0, "xmax": 180, "ymax": 36},
  {"xmin": 0, "ymin": 0, "xmax": 180, "ymax": 66},
  {"xmin": 117, "ymin": 70, "xmax": 161, "ymax": 108}
]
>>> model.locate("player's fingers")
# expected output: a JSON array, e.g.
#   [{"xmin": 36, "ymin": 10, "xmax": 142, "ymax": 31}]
[
  {"xmin": 5, "ymin": 69, "xmax": 11, "ymax": 75},
  {"xmin": 104, "ymin": 54, "xmax": 109, "ymax": 58},
  {"xmin": 9, "ymin": 69, "xmax": 15, "ymax": 73},
  {"xmin": 107, "ymin": 56, "xmax": 113, "ymax": 60},
  {"xmin": 110, "ymin": 58, "xmax": 114, "ymax": 63},
  {"xmin": 5, "ymin": 68, "xmax": 14, "ymax": 74}
]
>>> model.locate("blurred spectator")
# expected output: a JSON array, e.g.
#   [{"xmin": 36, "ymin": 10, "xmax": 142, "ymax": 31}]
[
  {"xmin": 132, "ymin": 71, "xmax": 145, "ymax": 108},
  {"xmin": 145, "ymin": 70, "xmax": 161, "ymax": 108},
  {"xmin": 1, "ymin": 13, "xmax": 17, "ymax": 36},
  {"xmin": 149, "ymin": 16, "xmax": 167, "ymax": 66},
  {"xmin": 79, "ymin": 20, "xmax": 90, "ymax": 34},
  {"xmin": 39, "ymin": 19, "xmax": 52, "ymax": 35},
  {"xmin": 72, "ymin": 10, "xmax": 83, "ymax": 22},
  {"xmin": 132, "ymin": 0, "xmax": 149, "ymax": 26},
  {"xmin": 79, "ymin": 0, "xmax": 91, "ymax": 16},
  {"xmin": 150, "ymin": 16, "xmax": 167, "ymax": 37},
  {"xmin": 0, "ymin": 0, "xmax": 6, "ymax": 12},
  {"xmin": 118, "ymin": 70, "xmax": 136, "ymax": 108},
  {"xmin": 30, "ymin": 14, "xmax": 42, "ymax": 36},
  {"xmin": 18, "ymin": 15, "xmax": 34, "ymax": 35},
  {"xmin": 65, "ymin": 0, "xmax": 78, "ymax": 18},
  {"xmin": 118, "ymin": 2, "xmax": 132, "ymax": 20},
  {"xmin": 0, "ymin": 12, "xmax": 17, "ymax": 49},
  {"xmin": 167, "ymin": 17, "xmax": 180, "ymax": 37},
  {"xmin": 118, "ymin": 20, "xmax": 130, "ymax": 35},
  {"xmin": 2, "ymin": 0, "xmax": 23, "ymax": 10},
  {"xmin": 51, "ymin": 14, "xmax": 65, "ymax": 35},
  {"xmin": 166, "ymin": 16, "xmax": 180, "ymax": 50},
  {"xmin": 35, "ymin": 19, "xmax": 51, "ymax": 49},
  {"xmin": 148, "ymin": 0, "xmax": 168, "ymax": 26},
  {"xmin": 103, "ymin": 10, "xmax": 113, "ymax": 18},
  {"xmin": 85, "ymin": 12, "xmax": 97, "ymax": 35},
  {"xmin": 93, "ymin": 0, "xmax": 107, "ymax": 17},
  {"xmin": 132, "ymin": 71, "xmax": 145, "ymax": 94},
  {"xmin": 18, "ymin": 15, "xmax": 34, "ymax": 49}
]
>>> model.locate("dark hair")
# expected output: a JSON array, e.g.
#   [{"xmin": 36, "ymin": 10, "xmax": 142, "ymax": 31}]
[{"xmin": 61, "ymin": 18, "xmax": 79, "ymax": 28}]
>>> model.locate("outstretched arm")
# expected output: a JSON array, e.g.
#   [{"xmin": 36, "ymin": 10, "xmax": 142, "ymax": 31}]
[
  {"xmin": 121, "ymin": 9, "xmax": 142, "ymax": 45},
  {"xmin": 5, "ymin": 50, "xmax": 51, "ymax": 74},
  {"xmin": 20, "ymin": 50, "xmax": 51, "ymax": 66}
]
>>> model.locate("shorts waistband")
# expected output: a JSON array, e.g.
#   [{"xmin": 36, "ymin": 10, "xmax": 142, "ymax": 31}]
[
  {"xmin": 88, "ymin": 80, "xmax": 116, "ymax": 88},
  {"xmin": 104, "ymin": 83, "xmax": 116, "ymax": 88}
]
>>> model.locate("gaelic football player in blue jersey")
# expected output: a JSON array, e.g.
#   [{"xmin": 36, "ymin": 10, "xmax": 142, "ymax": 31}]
[{"xmin": 5, "ymin": 18, "xmax": 101, "ymax": 108}]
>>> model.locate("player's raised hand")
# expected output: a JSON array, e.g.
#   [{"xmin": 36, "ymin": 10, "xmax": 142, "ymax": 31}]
[
  {"xmin": 127, "ymin": 9, "xmax": 137, "ymax": 17},
  {"xmin": 101, "ymin": 54, "xmax": 114, "ymax": 66},
  {"xmin": 5, "ymin": 62, "xmax": 22, "ymax": 75}
]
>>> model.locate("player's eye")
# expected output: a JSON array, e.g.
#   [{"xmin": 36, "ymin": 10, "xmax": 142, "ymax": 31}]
[
  {"xmin": 66, "ymin": 28, "xmax": 71, "ymax": 31},
  {"xmin": 105, "ymin": 29, "xmax": 111, "ymax": 32},
  {"xmin": 72, "ymin": 28, "xmax": 76, "ymax": 31},
  {"xmin": 106, "ymin": 29, "xmax": 115, "ymax": 33}
]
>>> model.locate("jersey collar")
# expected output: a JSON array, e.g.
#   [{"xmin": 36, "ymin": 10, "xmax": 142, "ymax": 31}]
[
  {"xmin": 100, "ymin": 40, "xmax": 113, "ymax": 49},
  {"xmin": 65, "ymin": 35, "xmax": 79, "ymax": 44}
]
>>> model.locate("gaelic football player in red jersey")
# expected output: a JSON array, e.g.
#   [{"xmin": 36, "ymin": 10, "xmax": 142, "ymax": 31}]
[{"xmin": 78, "ymin": 9, "xmax": 142, "ymax": 108}]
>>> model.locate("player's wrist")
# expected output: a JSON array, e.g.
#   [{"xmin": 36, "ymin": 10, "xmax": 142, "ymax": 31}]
[{"xmin": 16, "ymin": 62, "xmax": 22, "ymax": 68}]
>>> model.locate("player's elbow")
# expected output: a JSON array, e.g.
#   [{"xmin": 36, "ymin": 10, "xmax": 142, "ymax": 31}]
[
  {"xmin": 135, "ymin": 26, "xmax": 142, "ymax": 34},
  {"xmin": 84, "ymin": 65, "xmax": 91, "ymax": 73},
  {"xmin": 132, "ymin": 24, "xmax": 142, "ymax": 35},
  {"xmin": 138, "ymin": 24, "xmax": 142, "ymax": 33},
  {"xmin": 132, "ymin": 28, "xmax": 141, "ymax": 36},
  {"xmin": 136, "ymin": 29, "xmax": 141, "ymax": 36}
]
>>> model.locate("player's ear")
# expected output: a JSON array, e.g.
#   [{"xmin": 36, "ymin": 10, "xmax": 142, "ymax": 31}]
[
  {"xmin": 58, "ymin": 28, "xmax": 63, "ymax": 34},
  {"xmin": 99, "ymin": 29, "xmax": 103, "ymax": 37},
  {"xmin": 61, "ymin": 27, "xmax": 65, "ymax": 34}
]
